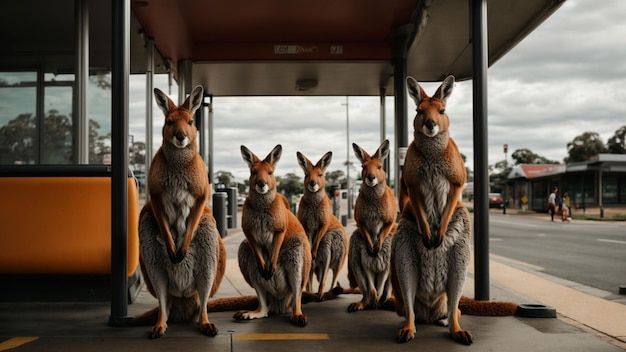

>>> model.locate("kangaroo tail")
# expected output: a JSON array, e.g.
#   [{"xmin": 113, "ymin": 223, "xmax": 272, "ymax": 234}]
[
  {"xmin": 458, "ymin": 296, "xmax": 519, "ymax": 316},
  {"xmin": 207, "ymin": 295, "xmax": 258, "ymax": 312},
  {"xmin": 328, "ymin": 282, "xmax": 361, "ymax": 296},
  {"xmin": 128, "ymin": 307, "xmax": 159, "ymax": 326}
]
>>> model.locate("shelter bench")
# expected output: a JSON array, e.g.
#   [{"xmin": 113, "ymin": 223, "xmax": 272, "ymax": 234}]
[{"xmin": 0, "ymin": 165, "xmax": 142, "ymax": 302}]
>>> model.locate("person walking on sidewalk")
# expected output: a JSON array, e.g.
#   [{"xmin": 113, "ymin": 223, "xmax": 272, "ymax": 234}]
[
  {"xmin": 547, "ymin": 186, "xmax": 558, "ymax": 221},
  {"xmin": 561, "ymin": 192, "xmax": 571, "ymax": 222}
]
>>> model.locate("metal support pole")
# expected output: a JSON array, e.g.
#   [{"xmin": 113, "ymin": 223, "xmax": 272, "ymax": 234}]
[
  {"xmin": 75, "ymin": 0, "xmax": 89, "ymax": 164},
  {"xmin": 177, "ymin": 59, "xmax": 192, "ymax": 105},
  {"xmin": 207, "ymin": 95, "xmax": 214, "ymax": 186},
  {"xmin": 393, "ymin": 57, "xmax": 408, "ymax": 201},
  {"xmin": 380, "ymin": 87, "xmax": 390, "ymax": 183},
  {"xmin": 110, "ymin": 0, "xmax": 130, "ymax": 325},
  {"xmin": 472, "ymin": 0, "xmax": 490, "ymax": 301},
  {"xmin": 345, "ymin": 96, "xmax": 352, "ymax": 219},
  {"xmin": 503, "ymin": 144, "xmax": 508, "ymax": 214},
  {"xmin": 145, "ymin": 38, "xmax": 154, "ymax": 200}
]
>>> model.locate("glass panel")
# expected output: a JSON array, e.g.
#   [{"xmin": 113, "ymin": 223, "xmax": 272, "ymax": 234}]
[
  {"xmin": 602, "ymin": 176, "xmax": 618, "ymax": 205},
  {"xmin": 41, "ymin": 86, "xmax": 73, "ymax": 164},
  {"xmin": 0, "ymin": 71, "xmax": 37, "ymax": 165},
  {"xmin": 89, "ymin": 70, "xmax": 111, "ymax": 164},
  {"xmin": 45, "ymin": 73, "xmax": 75, "ymax": 83},
  {"xmin": 0, "ymin": 71, "xmax": 37, "ymax": 86}
]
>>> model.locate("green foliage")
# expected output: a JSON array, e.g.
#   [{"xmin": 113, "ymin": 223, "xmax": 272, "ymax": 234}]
[
  {"xmin": 276, "ymin": 172, "xmax": 303, "ymax": 198},
  {"xmin": 511, "ymin": 148, "xmax": 559, "ymax": 165},
  {"xmin": 215, "ymin": 170, "xmax": 235, "ymax": 187},
  {"xmin": 565, "ymin": 132, "xmax": 608, "ymax": 163},
  {"xmin": 607, "ymin": 125, "xmax": 626, "ymax": 154}
]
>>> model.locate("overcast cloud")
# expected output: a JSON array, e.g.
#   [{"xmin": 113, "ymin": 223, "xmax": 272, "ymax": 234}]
[{"xmin": 128, "ymin": 0, "xmax": 626, "ymax": 184}]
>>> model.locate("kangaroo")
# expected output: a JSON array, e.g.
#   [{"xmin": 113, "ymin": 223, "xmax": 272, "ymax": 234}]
[
  {"xmin": 235, "ymin": 144, "xmax": 312, "ymax": 327},
  {"xmin": 347, "ymin": 139, "xmax": 398, "ymax": 312},
  {"xmin": 390, "ymin": 75, "xmax": 474, "ymax": 344},
  {"xmin": 296, "ymin": 151, "xmax": 348, "ymax": 301},
  {"xmin": 135, "ymin": 86, "xmax": 226, "ymax": 338}
]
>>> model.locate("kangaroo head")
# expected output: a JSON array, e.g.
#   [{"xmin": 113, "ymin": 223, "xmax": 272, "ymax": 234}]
[
  {"xmin": 297, "ymin": 151, "xmax": 332, "ymax": 193},
  {"xmin": 154, "ymin": 85, "xmax": 203, "ymax": 149},
  {"xmin": 353, "ymin": 139, "xmax": 390, "ymax": 188},
  {"xmin": 241, "ymin": 144, "xmax": 282, "ymax": 196},
  {"xmin": 407, "ymin": 75, "xmax": 454, "ymax": 138}
]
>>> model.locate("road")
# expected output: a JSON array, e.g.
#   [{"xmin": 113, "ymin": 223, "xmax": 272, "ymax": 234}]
[{"xmin": 485, "ymin": 213, "xmax": 626, "ymax": 303}]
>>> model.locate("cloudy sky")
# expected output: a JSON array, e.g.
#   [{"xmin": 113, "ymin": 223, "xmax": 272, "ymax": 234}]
[{"xmin": 128, "ymin": 0, "xmax": 626, "ymax": 184}]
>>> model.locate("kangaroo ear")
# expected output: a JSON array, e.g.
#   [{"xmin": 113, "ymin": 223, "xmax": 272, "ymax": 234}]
[
  {"xmin": 318, "ymin": 151, "xmax": 333, "ymax": 172},
  {"xmin": 154, "ymin": 88, "xmax": 174, "ymax": 117},
  {"xmin": 266, "ymin": 144, "xmax": 282, "ymax": 167},
  {"xmin": 375, "ymin": 139, "xmax": 390, "ymax": 161},
  {"xmin": 241, "ymin": 145, "xmax": 258, "ymax": 170},
  {"xmin": 183, "ymin": 85, "xmax": 204, "ymax": 116},
  {"xmin": 433, "ymin": 75, "xmax": 455, "ymax": 104},
  {"xmin": 406, "ymin": 76, "xmax": 427, "ymax": 107},
  {"xmin": 352, "ymin": 143, "xmax": 368, "ymax": 164},
  {"xmin": 296, "ymin": 152, "xmax": 310, "ymax": 173}
]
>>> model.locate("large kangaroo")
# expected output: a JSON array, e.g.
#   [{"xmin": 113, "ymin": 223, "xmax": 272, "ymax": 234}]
[
  {"xmin": 391, "ymin": 75, "xmax": 473, "ymax": 344},
  {"xmin": 235, "ymin": 144, "xmax": 312, "ymax": 327},
  {"xmin": 136, "ymin": 86, "xmax": 226, "ymax": 338},
  {"xmin": 296, "ymin": 151, "xmax": 348, "ymax": 301},
  {"xmin": 347, "ymin": 139, "xmax": 398, "ymax": 312}
]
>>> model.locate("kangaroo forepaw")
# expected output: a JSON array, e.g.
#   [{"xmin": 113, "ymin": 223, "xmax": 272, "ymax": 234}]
[
  {"xmin": 452, "ymin": 330, "xmax": 473, "ymax": 345},
  {"xmin": 200, "ymin": 322, "xmax": 218, "ymax": 337},
  {"xmin": 261, "ymin": 267, "xmax": 274, "ymax": 280},
  {"xmin": 290, "ymin": 314, "xmax": 308, "ymax": 327},
  {"xmin": 397, "ymin": 327, "xmax": 415, "ymax": 343},
  {"xmin": 149, "ymin": 324, "xmax": 167, "ymax": 339}
]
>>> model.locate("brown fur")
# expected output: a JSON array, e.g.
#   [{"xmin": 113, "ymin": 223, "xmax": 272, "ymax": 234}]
[
  {"xmin": 392, "ymin": 76, "xmax": 517, "ymax": 346},
  {"xmin": 392, "ymin": 76, "xmax": 473, "ymax": 344},
  {"xmin": 235, "ymin": 145, "xmax": 312, "ymax": 327},
  {"xmin": 296, "ymin": 151, "xmax": 348, "ymax": 300},
  {"xmin": 399, "ymin": 78, "xmax": 465, "ymax": 249},
  {"xmin": 134, "ymin": 86, "xmax": 226, "ymax": 338},
  {"xmin": 347, "ymin": 139, "xmax": 398, "ymax": 312}
]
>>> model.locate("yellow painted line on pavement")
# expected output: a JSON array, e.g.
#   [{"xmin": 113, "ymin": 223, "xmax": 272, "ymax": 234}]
[
  {"xmin": 0, "ymin": 337, "xmax": 39, "ymax": 351},
  {"xmin": 233, "ymin": 333, "xmax": 329, "ymax": 340}
]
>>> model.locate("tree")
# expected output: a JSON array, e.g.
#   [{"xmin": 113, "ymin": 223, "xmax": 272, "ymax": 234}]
[
  {"xmin": 325, "ymin": 169, "xmax": 345, "ymax": 187},
  {"xmin": 0, "ymin": 113, "xmax": 36, "ymax": 164},
  {"xmin": 607, "ymin": 125, "xmax": 626, "ymax": 154},
  {"xmin": 276, "ymin": 172, "xmax": 303, "ymax": 199},
  {"xmin": 130, "ymin": 141, "xmax": 146, "ymax": 170},
  {"xmin": 215, "ymin": 170, "xmax": 235, "ymax": 187},
  {"xmin": 511, "ymin": 148, "xmax": 558, "ymax": 165},
  {"xmin": 565, "ymin": 132, "xmax": 608, "ymax": 163}
]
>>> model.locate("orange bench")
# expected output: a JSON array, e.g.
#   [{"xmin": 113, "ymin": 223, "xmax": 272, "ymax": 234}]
[{"xmin": 0, "ymin": 165, "xmax": 142, "ymax": 302}]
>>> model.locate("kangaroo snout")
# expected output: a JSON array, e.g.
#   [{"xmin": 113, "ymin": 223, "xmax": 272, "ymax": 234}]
[
  {"xmin": 172, "ymin": 131, "xmax": 189, "ymax": 148},
  {"xmin": 365, "ymin": 174, "xmax": 378, "ymax": 187},
  {"xmin": 422, "ymin": 119, "xmax": 439, "ymax": 137},
  {"xmin": 256, "ymin": 180, "xmax": 269, "ymax": 194}
]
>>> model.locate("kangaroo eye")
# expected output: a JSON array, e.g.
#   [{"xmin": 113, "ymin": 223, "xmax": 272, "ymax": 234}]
[
  {"xmin": 268, "ymin": 171, "xmax": 273, "ymax": 175},
  {"xmin": 318, "ymin": 173, "xmax": 323, "ymax": 177},
  {"xmin": 416, "ymin": 109, "xmax": 423, "ymax": 115},
  {"xmin": 166, "ymin": 120, "xmax": 173, "ymax": 126},
  {"xmin": 188, "ymin": 120, "xmax": 194, "ymax": 125},
  {"xmin": 439, "ymin": 109, "xmax": 445, "ymax": 114},
  {"xmin": 251, "ymin": 170, "xmax": 257, "ymax": 175}
]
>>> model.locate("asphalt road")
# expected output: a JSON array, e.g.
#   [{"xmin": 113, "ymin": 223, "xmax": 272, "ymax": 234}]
[{"xmin": 485, "ymin": 213, "xmax": 626, "ymax": 303}]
